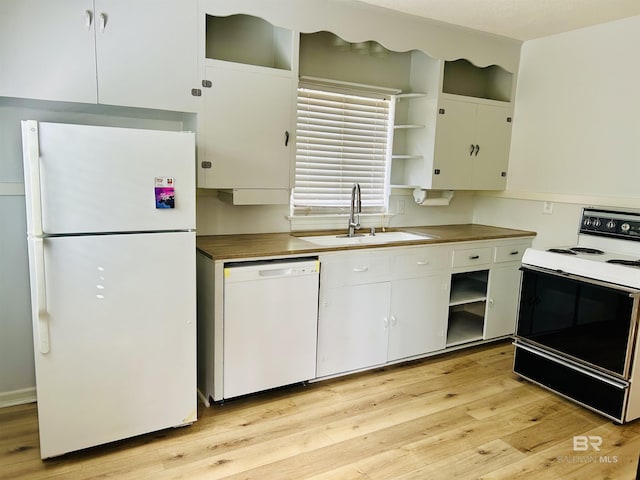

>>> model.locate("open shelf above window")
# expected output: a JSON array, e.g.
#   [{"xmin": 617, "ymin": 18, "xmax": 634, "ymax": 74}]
[
  {"xmin": 443, "ymin": 59, "xmax": 513, "ymax": 102},
  {"xmin": 205, "ymin": 14, "xmax": 293, "ymax": 71}
]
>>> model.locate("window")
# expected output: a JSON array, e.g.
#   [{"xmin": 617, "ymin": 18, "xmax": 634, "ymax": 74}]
[{"xmin": 293, "ymin": 87, "xmax": 393, "ymax": 214}]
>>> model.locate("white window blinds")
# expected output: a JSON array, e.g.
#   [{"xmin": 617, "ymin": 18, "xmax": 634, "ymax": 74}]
[{"xmin": 293, "ymin": 87, "xmax": 392, "ymax": 213}]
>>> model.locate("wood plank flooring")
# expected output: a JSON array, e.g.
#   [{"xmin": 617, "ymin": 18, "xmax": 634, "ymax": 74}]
[{"xmin": 2, "ymin": 341, "xmax": 639, "ymax": 479}]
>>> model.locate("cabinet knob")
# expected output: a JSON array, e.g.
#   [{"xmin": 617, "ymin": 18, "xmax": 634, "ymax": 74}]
[
  {"xmin": 390, "ymin": 316, "xmax": 397, "ymax": 327},
  {"xmin": 98, "ymin": 12, "xmax": 107, "ymax": 33},
  {"xmin": 469, "ymin": 144, "xmax": 475, "ymax": 156},
  {"xmin": 474, "ymin": 144, "xmax": 480, "ymax": 156},
  {"xmin": 191, "ymin": 88, "xmax": 202, "ymax": 97},
  {"xmin": 202, "ymin": 79, "xmax": 212, "ymax": 88},
  {"xmin": 352, "ymin": 266, "xmax": 369, "ymax": 272},
  {"xmin": 469, "ymin": 255, "xmax": 480, "ymax": 260},
  {"xmin": 416, "ymin": 260, "xmax": 430, "ymax": 266},
  {"xmin": 284, "ymin": 130, "xmax": 290, "ymax": 147},
  {"xmin": 85, "ymin": 10, "xmax": 93, "ymax": 30}
]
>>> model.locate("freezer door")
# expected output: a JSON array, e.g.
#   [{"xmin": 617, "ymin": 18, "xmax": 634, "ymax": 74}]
[
  {"xmin": 30, "ymin": 232, "xmax": 196, "ymax": 458},
  {"xmin": 22, "ymin": 121, "xmax": 195, "ymax": 235}
]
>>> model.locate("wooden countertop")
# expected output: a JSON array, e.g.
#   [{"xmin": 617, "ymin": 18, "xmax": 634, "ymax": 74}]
[{"xmin": 196, "ymin": 224, "xmax": 536, "ymax": 261}]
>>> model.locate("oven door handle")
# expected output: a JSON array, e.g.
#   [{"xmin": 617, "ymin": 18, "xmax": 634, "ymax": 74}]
[
  {"xmin": 520, "ymin": 265, "xmax": 640, "ymax": 296},
  {"xmin": 514, "ymin": 341, "xmax": 629, "ymax": 389}
]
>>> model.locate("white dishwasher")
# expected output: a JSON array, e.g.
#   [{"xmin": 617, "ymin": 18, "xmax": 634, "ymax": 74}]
[{"xmin": 223, "ymin": 258, "xmax": 320, "ymax": 399}]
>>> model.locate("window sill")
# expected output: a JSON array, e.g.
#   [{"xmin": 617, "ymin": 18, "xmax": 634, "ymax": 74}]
[{"xmin": 287, "ymin": 212, "xmax": 394, "ymax": 232}]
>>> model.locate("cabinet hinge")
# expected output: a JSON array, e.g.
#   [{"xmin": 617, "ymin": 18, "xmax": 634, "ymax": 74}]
[
  {"xmin": 202, "ymin": 80, "xmax": 212, "ymax": 88},
  {"xmin": 201, "ymin": 161, "xmax": 212, "ymax": 169},
  {"xmin": 438, "ymin": 108, "xmax": 446, "ymax": 115},
  {"xmin": 191, "ymin": 88, "xmax": 202, "ymax": 97}
]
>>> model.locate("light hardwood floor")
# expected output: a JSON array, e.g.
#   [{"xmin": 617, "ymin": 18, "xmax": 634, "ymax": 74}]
[{"xmin": 2, "ymin": 341, "xmax": 639, "ymax": 479}]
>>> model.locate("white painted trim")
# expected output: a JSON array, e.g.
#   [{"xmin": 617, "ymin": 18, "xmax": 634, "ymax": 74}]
[
  {"xmin": 476, "ymin": 190, "xmax": 640, "ymax": 209},
  {"xmin": 0, "ymin": 183, "xmax": 25, "ymax": 196},
  {"xmin": 0, "ymin": 387, "xmax": 36, "ymax": 408}
]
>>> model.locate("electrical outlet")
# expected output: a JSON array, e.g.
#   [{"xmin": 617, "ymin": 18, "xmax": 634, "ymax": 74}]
[{"xmin": 543, "ymin": 201, "xmax": 554, "ymax": 215}]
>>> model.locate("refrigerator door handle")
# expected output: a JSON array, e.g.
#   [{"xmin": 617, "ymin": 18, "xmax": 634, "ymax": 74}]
[
  {"xmin": 24, "ymin": 120, "xmax": 44, "ymax": 236},
  {"xmin": 33, "ymin": 238, "xmax": 50, "ymax": 354}
]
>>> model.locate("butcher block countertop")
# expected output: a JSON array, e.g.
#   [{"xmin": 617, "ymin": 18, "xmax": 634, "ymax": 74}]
[{"xmin": 196, "ymin": 224, "xmax": 536, "ymax": 261}]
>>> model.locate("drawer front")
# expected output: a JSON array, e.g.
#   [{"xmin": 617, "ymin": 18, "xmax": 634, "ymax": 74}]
[
  {"xmin": 452, "ymin": 247, "xmax": 492, "ymax": 268},
  {"xmin": 321, "ymin": 253, "xmax": 393, "ymax": 286},
  {"xmin": 494, "ymin": 243, "xmax": 529, "ymax": 263},
  {"xmin": 394, "ymin": 246, "xmax": 451, "ymax": 278}
]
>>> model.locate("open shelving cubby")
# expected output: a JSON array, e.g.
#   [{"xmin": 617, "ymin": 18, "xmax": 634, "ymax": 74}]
[
  {"xmin": 442, "ymin": 59, "xmax": 513, "ymax": 102},
  {"xmin": 446, "ymin": 270, "xmax": 488, "ymax": 347},
  {"xmin": 205, "ymin": 14, "xmax": 293, "ymax": 71}
]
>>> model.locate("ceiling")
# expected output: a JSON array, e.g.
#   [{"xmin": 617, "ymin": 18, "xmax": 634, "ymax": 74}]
[{"xmin": 354, "ymin": 0, "xmax": 640, "ymax": 41}]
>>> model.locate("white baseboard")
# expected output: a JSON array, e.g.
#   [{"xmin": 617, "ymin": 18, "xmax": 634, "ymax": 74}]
[{"xmin": 0, "ymin": 387, "xmax": 37, "ymax": 408}]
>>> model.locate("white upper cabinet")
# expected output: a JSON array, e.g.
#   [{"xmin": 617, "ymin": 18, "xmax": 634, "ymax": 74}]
[
  {"xmin": 0, "ymin": 0, "xmax": 98, "ymax": 103},
  {"xmin": 432, "ymin": 99, "xmax": 513, "ymax": 190},
  {"xmin": 93, "ymin": 0, "xmax": 199, "ymax": 112},
  {"xmin": 0, "ymin": 0, "xmax": 199, "ymax": 112},
  {"xmin": 200, "ymin": 63, "xmax": 293, "ymax": 189},
  {"xmin": 197, "ymin": 13, "xmax": 296, "ymax": 196},
  {"xmin": 392, "ymin": 57, "xmax": 515, "ymax": 191}
]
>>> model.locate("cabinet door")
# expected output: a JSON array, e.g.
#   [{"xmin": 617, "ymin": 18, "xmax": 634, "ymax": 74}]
[
  {"xmin": 472, "ymin": 104, "xmax": 512, "ymax": 190},
  {"xmin": 201, "ymin": 64, "xmax": 293, "ymax": 189},
  {"xmin": 388, "ymin": 274, "xmax": 449, "ymax": 361},
  {"xmin": 432, "ymin": 99, "xmax": 476, "ymax": 189},
  {"xmin": 0, "ymin": 0, "xmax": 97, "ymax": 103},
  {"xmin": 317, "ymin": 283, "xmax": 390, "ymax": 377},
  {"xmin": 484, "ymin": 266, "xmax": 522, "ymax": 339},
  {"xmin": 94, "ymin": 0, "xmax": 199, "ymax": 112}
]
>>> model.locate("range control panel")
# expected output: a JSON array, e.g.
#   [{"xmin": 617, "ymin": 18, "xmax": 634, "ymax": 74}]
[{"xmin": 580, "ymin": 208, "xmax": 640, "ymax": 241}]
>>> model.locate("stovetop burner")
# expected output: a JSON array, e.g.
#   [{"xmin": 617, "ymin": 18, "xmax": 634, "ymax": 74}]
[
  {"xmin": 546, "ymin": 247, "xmax": 607, "ymax": 255},
  {"xmin": 547, "ymin": 248, "xmax": 577, "ymax": 255},
  {"xmin": 606, "ymin": 259, "xmax": 640, "ymax": 267},
  {"xmin": 570, "ymin": 247, "xmax": 605, "ymax": 255}
]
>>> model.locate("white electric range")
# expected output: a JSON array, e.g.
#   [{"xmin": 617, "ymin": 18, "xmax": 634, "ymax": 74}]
[{"xmin": 514, "ymin": 207, "xmax": 640, "ymax": 423}]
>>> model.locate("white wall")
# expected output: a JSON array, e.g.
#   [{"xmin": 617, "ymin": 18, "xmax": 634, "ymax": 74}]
[
  {"xmin": 195, "ymin": 191, "xmax": 475, "ymax": 235},
  {"xmin": 506, "ymin": 15, "xmax": 640, "ymax": 197},
  {"xmin": 474, "ymin": 15, "xmax": 640, "ymax": 241}
]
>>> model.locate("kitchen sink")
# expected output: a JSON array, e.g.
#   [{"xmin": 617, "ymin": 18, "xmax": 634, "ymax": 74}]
[{"xmin": 299, "ymin": 231, "xmax": 438, "ymax": 246}]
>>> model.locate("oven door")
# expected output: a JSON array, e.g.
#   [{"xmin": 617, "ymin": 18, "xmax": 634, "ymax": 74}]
[{"xmin": 516, "ymin": 265, "xmax": 640, "ymax": 378}]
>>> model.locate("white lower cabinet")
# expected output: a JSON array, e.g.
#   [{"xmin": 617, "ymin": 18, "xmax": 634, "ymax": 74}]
[
  {"xmin": 388, "ymin": 274, "xmax": 449, "ymax": 361},
  {"xmin": 317, "ymin": 282, "xmax": 391, "ymax": 377},
  {"xmin": 317, "ymin": 246, "xmax": 451, "ymax": 377},
  {"xmin": 447, "ymin": 240, "xmax": 531, "ymax": 347},
  {"xmin": 484, "ymin": 264, "xmax": 525, "ymax": 339}
]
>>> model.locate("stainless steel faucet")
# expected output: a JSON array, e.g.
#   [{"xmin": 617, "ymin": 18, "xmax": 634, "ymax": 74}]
[{"xmin": 347, "ymin": 183, "xmax": 362, "ymax": 237}]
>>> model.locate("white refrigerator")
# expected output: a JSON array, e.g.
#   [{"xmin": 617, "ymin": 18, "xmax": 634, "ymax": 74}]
[{"xmin": 21, "ymin": 120, "xmax": 197, "ymax": 459}]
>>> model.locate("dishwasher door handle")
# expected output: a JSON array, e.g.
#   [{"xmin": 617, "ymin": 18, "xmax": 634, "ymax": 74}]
[{"xmin": 258, "ymin": 268, "xmax": 293, "ymax": 278}]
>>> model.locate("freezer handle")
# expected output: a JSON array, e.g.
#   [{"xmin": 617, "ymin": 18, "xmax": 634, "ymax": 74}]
[
  {"xmin": 33, "ymin": 238, "xmax": 50, "ymax": 354},
  {"xmin": 24, "ymin": 120, "xmax": 43, "ymax": 236}
]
